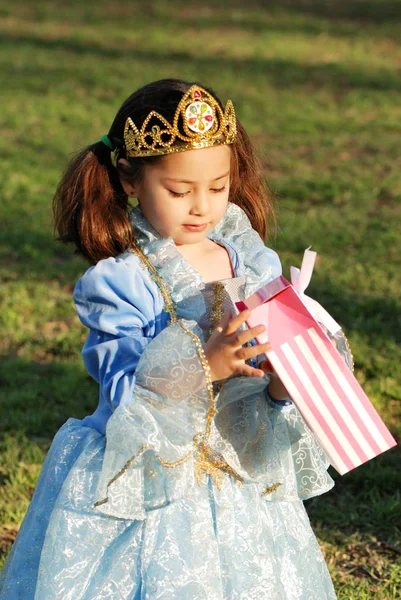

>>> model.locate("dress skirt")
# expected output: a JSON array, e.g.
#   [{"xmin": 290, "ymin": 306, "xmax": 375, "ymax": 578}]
[{"xmin": 0, "ymin": 418, "xmax": 337, "ymax": 600}]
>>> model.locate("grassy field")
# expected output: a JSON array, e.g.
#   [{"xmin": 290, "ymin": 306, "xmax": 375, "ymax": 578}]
[{"xmin": 0, "ymin": 1, "xmax": 400, "ymax": 597}]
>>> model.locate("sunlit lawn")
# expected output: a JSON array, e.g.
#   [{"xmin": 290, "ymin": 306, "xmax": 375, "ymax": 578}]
[{"xmin": 0, "ymin": 1, "xmax": 400, "ymax": 597}]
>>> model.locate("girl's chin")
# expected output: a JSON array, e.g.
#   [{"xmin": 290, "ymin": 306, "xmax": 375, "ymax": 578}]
[
  {"xmin": 175, "ymin": 236, "xmax": 207, "ymax": 246},
  {"xmin": 174, "ymin": 228, "xmax": 211, "ymax": 245}
]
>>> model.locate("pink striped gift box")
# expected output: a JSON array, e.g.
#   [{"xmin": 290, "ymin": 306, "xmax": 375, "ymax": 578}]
[{"xmin": 236, "ymin": 277, "xmax": 396, "ymax": 475}]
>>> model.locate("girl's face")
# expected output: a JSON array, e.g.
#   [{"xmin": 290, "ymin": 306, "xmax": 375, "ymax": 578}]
[{"xmin": 123, "ymin": 145, "xmax": 231, "ymax": 247}]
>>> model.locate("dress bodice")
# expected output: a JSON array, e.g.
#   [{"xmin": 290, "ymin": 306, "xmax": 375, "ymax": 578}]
[
  {"xmin": 128, "ymin": 202, "xmax": 282, "ymax": 341},
  {"xmin": 193, "ymin": 276, "xmax": 247, "ymax": 340}
]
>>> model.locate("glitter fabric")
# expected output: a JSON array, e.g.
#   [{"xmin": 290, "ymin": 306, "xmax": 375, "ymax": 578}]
[{"xmin": 0, "ymin": 203, "xmax": 347, "ymax": 599}]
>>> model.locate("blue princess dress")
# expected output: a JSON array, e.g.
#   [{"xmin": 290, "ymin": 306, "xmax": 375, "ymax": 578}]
[{"xmin": 0, "ymin": 203, "xmax": 340, "ymax": 600}]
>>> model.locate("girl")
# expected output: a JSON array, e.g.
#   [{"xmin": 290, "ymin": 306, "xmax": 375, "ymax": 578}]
[{"xmin": 0, "ymin": 78, "xmax": 344, "ymax": 599}]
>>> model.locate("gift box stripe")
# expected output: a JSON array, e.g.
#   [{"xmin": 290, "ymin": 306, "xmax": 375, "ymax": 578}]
[
  {"xmin": 280, "ymin": 342, "xmax": 362, "ymax": 468},
  {"xmin": 294, "ymin": 333, "xmax": 379, "ymax": 460},
  {"xmin": 269, "ymin": 350, "xmax": 350, "ymax": 474},
  {"xmin": 302, "ymin": 329, "xmax": 384, "ymax": 457},
  {"xmin": 268, "ymin": 323, "xmax": 396, "ymax": 474},
  {"xmin": 308, "ymin": 328, "xmax": 395, "ymax": 451}
]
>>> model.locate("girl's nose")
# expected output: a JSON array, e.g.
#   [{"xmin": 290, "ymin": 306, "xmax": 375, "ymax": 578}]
[{"xmin": 190, "ymin": 191, "xmax": 209, "ymax": 215}]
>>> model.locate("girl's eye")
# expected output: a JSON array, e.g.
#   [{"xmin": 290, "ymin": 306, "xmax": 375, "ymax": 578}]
[
  {"xmin": 168, "ymin": 190, "xmax": 188, "ymax": 198},
  {"xmin": 168, "ymin": 185, "xmax": 227, "ymax": 198}
]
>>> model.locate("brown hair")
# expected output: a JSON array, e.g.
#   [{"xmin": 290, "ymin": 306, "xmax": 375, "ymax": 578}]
[{"xmin": 53, "ymin": 78, "xmax": 276, "ymax": 264}]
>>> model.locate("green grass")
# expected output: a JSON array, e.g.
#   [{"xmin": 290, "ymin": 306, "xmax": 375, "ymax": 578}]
[{"xmin": 0, "ymin": 1, "xmax": 400, "ymax": 597}]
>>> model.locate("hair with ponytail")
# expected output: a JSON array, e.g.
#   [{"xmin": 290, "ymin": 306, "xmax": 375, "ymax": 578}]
[{"xmin": 53, "ymin": 78, "xmax": 276, "ymax": 264}]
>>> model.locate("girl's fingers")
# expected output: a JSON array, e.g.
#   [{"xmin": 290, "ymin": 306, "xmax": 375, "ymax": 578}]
[
  {"xmin": 240, "ymin": 365, "xmax": 266, "ymax": 378},
  {"xmin": 236, "ymin": 324, "xmax": 266, "ymax": 346},
  {"xmin": 224, "ymin": 309, "xmax": 252, "ymax": 336},
  {"xmin": 235, "ymin": 342, "xmax": 271, "ymax": 360},
  {"xmin": 259, "ymin": 358, "xmax": 274, "ymax": 373}
]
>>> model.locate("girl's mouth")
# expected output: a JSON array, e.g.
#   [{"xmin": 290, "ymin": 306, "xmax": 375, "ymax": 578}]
[{"xmin": 183, "ymin": 223, "xmax": 208, "ymax": 232}]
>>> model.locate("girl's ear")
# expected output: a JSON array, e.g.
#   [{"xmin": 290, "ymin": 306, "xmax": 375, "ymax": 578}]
[{"xmin": 118, "ymin": 158, "xmax": 138, "ymax": 197}]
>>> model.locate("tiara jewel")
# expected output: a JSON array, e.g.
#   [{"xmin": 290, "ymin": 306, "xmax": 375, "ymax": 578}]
[{"xmin": 123, "ymin": 85, "xmax": 237, "ymax": 158}]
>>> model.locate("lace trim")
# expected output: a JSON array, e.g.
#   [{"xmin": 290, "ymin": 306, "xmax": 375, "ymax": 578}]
[
  {"xmin": 342, "ymin": 331, "xmax": 355, "ymax": 371},
  {"xmin": 93, "ymin": 243, "xmax": 245, "ymax": 494}
]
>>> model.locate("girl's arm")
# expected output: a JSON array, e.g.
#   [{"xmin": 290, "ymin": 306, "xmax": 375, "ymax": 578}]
[
  {"xmin": 74, "ymin": 250, "xmax": 217, "ymax": 419},
  {"xmin": 74, "ymin": 253, "xmax": 164, "ymax": 412}
]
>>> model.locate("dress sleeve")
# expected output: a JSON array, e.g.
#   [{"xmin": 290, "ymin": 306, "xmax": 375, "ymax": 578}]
[
  {"xmin": 74, "ymin": 254, "xmax": 162, "ymax": 412},
  {"xmin": 74, "ymin": 255, "xmax": 216, "ymax": 520},
  {"xmin": 263, "ymin": 245, "xmax": 282, "ymax": 279}
]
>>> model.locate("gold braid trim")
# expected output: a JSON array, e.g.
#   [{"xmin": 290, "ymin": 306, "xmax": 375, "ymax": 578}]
[
  {"xmin": 209, "ymin": 282, "xmax": 226, "ymax": 396},
  {"xmin": 93, "ymin": 318, "xmax": 221, "ymax": 507},
  {"xmin": 131, "ymin": 241, "xmax": 217, "ymax": 436},
  {"xmin": 177, "ymin": 320, "xmax": 216, "ymax": 436},
  {"xmin": 178, "ymin": 294, "xmax": 244, "ymax": 489},
  {"xmin": 193, "ymin": 441, "xmax": 245, "ymax": 491},
  {"xmin": 131, "ymin": 241, "xmax": 177, "ymax": 323},
  {"xmin": 94, "ymin": 445, "xmax": 195, "ymax": 508},
  {"xmin": 94, "ymin": 240, "xmax": 242, "ymax": 508},
  {"xmin": 262, "ymin": 482, "xmax": 282, "ymax": 496},
  {"xmin": 208, "ymin": 282, "xmax": 225, "ymax": 339}
]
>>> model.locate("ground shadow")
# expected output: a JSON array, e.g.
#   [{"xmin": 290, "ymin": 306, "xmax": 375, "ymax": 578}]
[
  {"xmin": 0, "ymin": 358, "xmax": 98, "ymax": 440},
  {"xmin": 1, "ymin": 33, "xmax": 400, "ymax": 93},
  {"xmin": 243, "ymin": 0, "xmax": 401, "ymax": 23},
  {"xmin": 306, "ymin": 443, "xmax": 400, "ymax": 546}
]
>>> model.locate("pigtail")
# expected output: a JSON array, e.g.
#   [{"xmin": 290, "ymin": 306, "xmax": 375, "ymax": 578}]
[
  {"xmin": 53, "ymin": 142, "xmax": 133, "ymax": 264},
  {"xmin": 229, "ymin": 119, "xmax": 277, "ymax": 241}
]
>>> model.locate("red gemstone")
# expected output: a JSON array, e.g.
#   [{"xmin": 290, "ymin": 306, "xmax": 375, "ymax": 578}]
[
  {"xmin": 188, "ymin": 117, "xmax": 197, "ymax": 125},
  {"xmin": 205, "ymin": 115, "xmax": 213, "ymax": 122},
  {"xmin": 193, "ymin": 89, "xmax": 201, "ymax": 98}
]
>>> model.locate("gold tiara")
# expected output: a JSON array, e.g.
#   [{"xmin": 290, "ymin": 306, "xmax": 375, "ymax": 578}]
[{"xmin": 123, "ymin": 85, "xmax": 237, "ymax": 158}]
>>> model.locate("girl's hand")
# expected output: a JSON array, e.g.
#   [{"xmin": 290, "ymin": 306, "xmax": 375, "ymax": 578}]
[{"xmin": 204, "ymin": 309, "xmax": 272, "ymax": 383}]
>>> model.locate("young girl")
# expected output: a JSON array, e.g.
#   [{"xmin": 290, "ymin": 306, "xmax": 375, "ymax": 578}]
[{"xmin": 0, "ymin": 78, "xmax": 344, "ymax": 599}]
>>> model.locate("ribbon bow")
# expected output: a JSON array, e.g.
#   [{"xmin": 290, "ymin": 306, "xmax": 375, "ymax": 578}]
[{"xmin": 290, "ymin": 248, "xmax": 341, "ymax": 335}]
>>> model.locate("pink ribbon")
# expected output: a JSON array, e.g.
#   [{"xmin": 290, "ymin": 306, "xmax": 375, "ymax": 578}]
[{"xmin": 290, "ymin": 248, "xmax": 342, "ymax": 335}]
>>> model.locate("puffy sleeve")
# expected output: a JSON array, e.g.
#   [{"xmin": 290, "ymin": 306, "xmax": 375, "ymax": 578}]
[
  {"xmin": 74, "ymin": 254, "xmax": 216, "ymax": 520},
  {"xmin": 74, "ymin": 254, "xmax": 164, "ymax": 412},
  {"xmin": 263, "ymin": 245, "xmax": 282, "ymax": 279}
]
